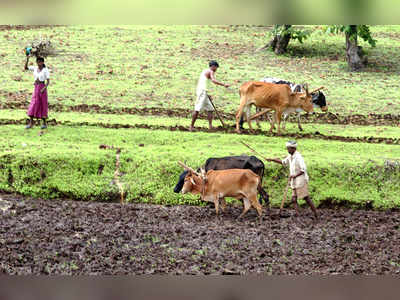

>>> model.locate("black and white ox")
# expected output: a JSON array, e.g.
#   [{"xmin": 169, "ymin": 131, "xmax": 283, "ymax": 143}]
[
  {"xmin": 239, "ymin": 77, "xmax": 328, "ymax": 131},
  {"xmin": 173, "ymin": 155, "xmax": 269, "ymax": 205}
]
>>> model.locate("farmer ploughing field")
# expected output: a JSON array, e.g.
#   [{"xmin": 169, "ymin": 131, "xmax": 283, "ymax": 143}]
[
  {"xmin": 189, "ymin": 60, "xmax": 230, "ymax": 131},
  {"xmin": 1, "ymin": 25, "xmax": 400, "ymax": 275},
  {"xmin": 266, "ymin": 141, "xmax": 319, "ymax": 220}
]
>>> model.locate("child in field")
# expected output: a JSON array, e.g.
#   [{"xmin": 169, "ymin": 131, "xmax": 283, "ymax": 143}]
[{"xmin": 189, "ymin": 61, "xmax": 230, "ymax": 131}]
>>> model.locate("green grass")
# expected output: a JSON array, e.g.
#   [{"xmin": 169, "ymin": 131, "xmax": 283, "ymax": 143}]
[
  {"xmin": 0, "ymin": 125, "xmax": 399, "ymax": 209},
  {"xmin": 1, "ymin": 25, "xmax": 400, "ymax": 116},
  {"xmin": 1, "ymin": 109, "xmax": 400, "ymax": 139}
]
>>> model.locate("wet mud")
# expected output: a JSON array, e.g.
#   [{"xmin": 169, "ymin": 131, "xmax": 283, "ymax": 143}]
[{"xmin": 1, "ymin": 193, "xmax": 399, "ymax": 275}]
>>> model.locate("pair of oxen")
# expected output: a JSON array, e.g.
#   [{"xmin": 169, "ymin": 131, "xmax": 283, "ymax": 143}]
[
  {"xmin": 174, "ymin": 156, "xmax": 268, "ymax": 219},
  {"xmin": 237, "ymin": 77, "xmax": 327, "ymax": 133}
]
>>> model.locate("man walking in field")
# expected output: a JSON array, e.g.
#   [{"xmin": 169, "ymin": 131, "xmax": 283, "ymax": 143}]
[
  {"xmin": 189, "ymin": 60, "xmax": 230, "ymax": 131},
  {"xmin": 266, "ymin": 141, "xmax": 319, "ymax": 219}
]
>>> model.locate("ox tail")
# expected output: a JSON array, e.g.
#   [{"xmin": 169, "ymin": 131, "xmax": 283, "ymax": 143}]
[
  {"xmin": 252, "ymin": 174, "xmax": 269, "ymax": 207},
  {"xmin": 257, "ymin": 173, "xmax": 269, "ymax": 207},
  {"xmin": 257, "ymin": 183, "xmax": 269, "ymax": 207}
]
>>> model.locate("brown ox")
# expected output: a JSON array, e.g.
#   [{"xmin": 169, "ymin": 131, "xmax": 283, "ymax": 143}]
[
  {"xmin": 235, "ymin": 81, "xmax": 314, "ymax": 135},
  {"xmin": 179, "ymin": 163, "xmax": 262, "ymax": 219}
]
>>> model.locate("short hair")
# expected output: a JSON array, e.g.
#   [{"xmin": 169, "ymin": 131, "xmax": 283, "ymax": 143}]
[
  {"xmin": 209, "ymin": 60, "xmax": 219, "ymax": 68},
  {"xmin": 36, "ymin": 57, "xmax": 45, "ymax": 62}
]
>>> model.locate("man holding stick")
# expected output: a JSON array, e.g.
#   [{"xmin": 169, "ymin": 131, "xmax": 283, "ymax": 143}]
[
  {"xmin": 266, "ymin": 141, "xmax": 319, "ymax": 219},
  {"xmin": 189, "ymin": 61, "xmax": 230, "ymax": 132}
]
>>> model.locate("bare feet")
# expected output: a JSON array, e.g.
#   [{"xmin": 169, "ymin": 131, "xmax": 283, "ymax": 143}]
[{"xmin": 189, "ymin": 127, "xmax": 196, "ymax": 132}]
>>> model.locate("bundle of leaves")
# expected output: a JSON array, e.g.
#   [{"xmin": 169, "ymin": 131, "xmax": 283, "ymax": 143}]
[{"xmin": 25, "ymin": 39, "xmax": 60, "ymax": 58}]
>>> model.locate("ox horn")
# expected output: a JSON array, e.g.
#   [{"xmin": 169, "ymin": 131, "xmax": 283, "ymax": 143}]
[
  {"xmin": 200, "ymin": 168, "xmax": 207, "ymax": 181},
  {"xmin": 178, "ymin": 161, "xmax": 200, "ymax": 176},
  {"xmin": 310, "ymin": 86, "xmax": 324, "ymax": 94},
  {"xmin": 303, "ymin": 83, "xmax": 309, "ymax": 95}
]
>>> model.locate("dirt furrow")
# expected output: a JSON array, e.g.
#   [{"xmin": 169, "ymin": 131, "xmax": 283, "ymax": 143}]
[
  {"xmin": 2, "ymin": 100, "xmax": 400, "ymax": 127},
  {"xmin": 1, "ymin": 118, "xmax": 399, "ymax": 145}
]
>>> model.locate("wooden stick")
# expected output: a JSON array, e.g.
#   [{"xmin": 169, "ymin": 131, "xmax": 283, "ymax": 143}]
[
  {"xmin": 310, "ymin": 86, "xmax": 324, "ymax": 94},
  {"xmin": 240, "ymin": 141, "xmax": 292, "ymax": 214},
  {"xmin": 280, "ymin": 178, "xmax": 291, "ymax": 213},
  {"xmin": 249, "ymin": 109, "xmax": 272, "ymax": 121},
  {"xmin": 99, "ymin": 145, "xmax": 124, "ymax": 204},
  {"xmin": 114, "ymin": 148, "xmax": 125, "ymax": 204},
  {"xmin": 207, "ymin": 95, "xmax": 226, "ymax": 127},
  {"xmin": 240, "ymin": 141, "xmax": 270, "ymax": 162}
]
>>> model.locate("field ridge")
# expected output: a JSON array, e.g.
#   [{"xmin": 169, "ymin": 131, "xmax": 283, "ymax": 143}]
[{"xmin": 1, "ymin": 118, "xmax": 400, "ymax": 145}]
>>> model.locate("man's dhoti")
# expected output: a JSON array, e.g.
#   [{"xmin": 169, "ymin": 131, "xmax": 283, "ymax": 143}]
[
  {"xmin": 194, "ymin": 90, "xmax": 214, "ymax": 112},
  {"xmin": 292, "ymin": 183, "xmax": 309, "ymax": 199}
]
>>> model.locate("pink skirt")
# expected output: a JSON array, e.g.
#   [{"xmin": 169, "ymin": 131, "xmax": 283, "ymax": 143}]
[{"xmin": 27, "ymin": 83, "xmax": 48, "ymax": 118}]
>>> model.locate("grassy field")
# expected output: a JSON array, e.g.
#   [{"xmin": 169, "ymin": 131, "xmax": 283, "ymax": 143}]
[
  {"xmin": 1, "ymin": 109, "xmax": 400, "ymax": 140},
  {"xmin": 0, "ymin": 125, "xmax": 399, "ymax": 209},
  {"xmin": 0, "ymin": 25, "xmax": 399, "ymax": 210},
  {"xmin": 1, "ymin": 25, "xmax": 400, "ymax": 116}
]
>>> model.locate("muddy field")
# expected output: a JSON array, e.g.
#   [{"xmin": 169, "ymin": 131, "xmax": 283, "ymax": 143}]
[{"xmin": 1, "ymin": 193, "xmax": 399, "ymax": 275}]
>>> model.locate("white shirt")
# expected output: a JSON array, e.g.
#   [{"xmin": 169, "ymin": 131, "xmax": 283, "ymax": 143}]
[
  {"xmin": 28, "ymin": 66, "xmax": 50, "ymax": 82},
  {"xmin": 196, "ymin": 69, "xmax": 209, "ymax": 94},
  {"xmin": 282, "ymin": 151, "xmax": 309, "ymax": 189}
]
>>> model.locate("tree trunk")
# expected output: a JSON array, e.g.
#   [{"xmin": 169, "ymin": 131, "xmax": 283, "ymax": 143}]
[
  {"xmin": 274, "ymin": 31, "xmax": 291, "ymax": 54},
  {"xmin": 262, "ymin": 25, "xmax": 292, "ymax": 54},
  {"xmin": 345, "ymin": 25, "xmax": 367, "ymax": 71}
]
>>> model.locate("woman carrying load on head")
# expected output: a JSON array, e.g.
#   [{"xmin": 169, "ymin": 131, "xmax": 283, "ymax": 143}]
[{"xmin": 24, "ymin": 53, "xmax": 50, "ymax": 129}]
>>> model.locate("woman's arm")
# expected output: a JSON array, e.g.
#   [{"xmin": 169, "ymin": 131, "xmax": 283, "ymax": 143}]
[
  {"xmin": 24, "ymin": 56, "xmax": 29, "ymax": 71},
  {"xmin": 41, "ymin": 79, "xmax": 50, "ymax": 93}
]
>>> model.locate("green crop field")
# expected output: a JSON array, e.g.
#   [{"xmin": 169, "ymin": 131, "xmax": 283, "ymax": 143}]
[
  {"xmin": 2, "ymin": 25, "xmax": 400, "ymax": 115},
  {"xmin": 0, "ymin": 125, "xmax": 399, "ymax": 209},
  {"xmin": 0, "ymin": 25, "xmax": 399, "ymax": 210}
]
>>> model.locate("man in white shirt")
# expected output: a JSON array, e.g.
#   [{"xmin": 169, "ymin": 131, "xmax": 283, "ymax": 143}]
[
  {"xmin": 189, "ymin": 61, "xmax": 230, "ymax": 132},
  {"xmin": 267, "ymin": 141, "xmax": 318, "ymax": 219}
]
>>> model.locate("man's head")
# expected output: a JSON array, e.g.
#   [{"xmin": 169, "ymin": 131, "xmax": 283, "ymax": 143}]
[
  {"xmin": 209, "ymin": 60, "xmax": 219, "ymax": 72},
  {"xmin": 286, "ymin": 140, "xmax": 297, "ymax": 155}
]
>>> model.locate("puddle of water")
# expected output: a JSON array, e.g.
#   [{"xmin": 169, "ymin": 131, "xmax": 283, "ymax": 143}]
[{"xmin": 0, "ymin": 197, "xmax": 12, "ymax": 212}]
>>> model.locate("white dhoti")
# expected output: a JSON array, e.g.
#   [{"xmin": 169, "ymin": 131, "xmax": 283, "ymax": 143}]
[
  {"xmin": 194, "ymin": 90, "xmax": 214, "ymax": 112},
  {"xmin": 292, "ymin": 183, "xmax": 310, "ymax": 199}
]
